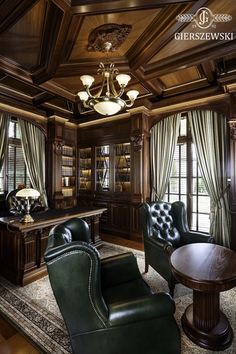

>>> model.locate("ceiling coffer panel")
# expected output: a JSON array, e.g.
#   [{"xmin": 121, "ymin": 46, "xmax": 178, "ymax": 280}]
[
  {"xmin": 69, "ymin": 9, "xmax": 160, "ymax": 61},
  {"xmin": 160, "ymin": 66, "xmax": 202, "ymax": 89},
  {"xmin": 0, "ymin": 0, "xmax": 47, "ymax": 69}
]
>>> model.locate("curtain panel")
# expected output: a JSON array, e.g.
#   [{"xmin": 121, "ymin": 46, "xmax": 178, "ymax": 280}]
[
  {"xmin": 0, "ymin": 113, "xmax": 10, "ymax": 171},
  {"xmin": 189, "ymin": 110, "xmax": 230, "ymax": 247},
  {"xmin": 18, "ymin": 119, "xmax": 48, "ymax": 208},
  {"xmin": 150, "ymin": 114, "xmax": 181, "ymax": 201}
]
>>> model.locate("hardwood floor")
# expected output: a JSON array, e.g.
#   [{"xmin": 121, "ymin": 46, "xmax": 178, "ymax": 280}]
[
  {"xmin": 0, "ymin": 316, "xmax": 40, "ymax": 354},
  {"xmin": 101, "ymin": 233, "xmax": 144, "ymax": 251},
  {"xmin": 0, "ymin": 234, "xmax": 144, "ymax": 353}
]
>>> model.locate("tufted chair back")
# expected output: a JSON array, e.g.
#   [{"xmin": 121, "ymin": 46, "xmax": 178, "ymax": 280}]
[
  {"xmin": 140, "ymin": 200, "xmax": 214, "ymax": 295},
  {"xmin": 146, "ymin": 201, "xmax": 181, "ymax": 248}
]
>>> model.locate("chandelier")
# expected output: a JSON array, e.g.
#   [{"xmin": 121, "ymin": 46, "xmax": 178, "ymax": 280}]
[{"xmin": 77, "ymin": 42, "xmax": 139, "ymax": 116}]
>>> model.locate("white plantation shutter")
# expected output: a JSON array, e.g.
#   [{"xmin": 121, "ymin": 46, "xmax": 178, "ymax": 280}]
[{"xmin": 7, "ymin": 119, "xmax": 31, "ymax": 191}]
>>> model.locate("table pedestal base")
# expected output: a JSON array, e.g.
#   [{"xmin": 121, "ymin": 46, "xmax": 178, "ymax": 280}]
[{"xmin": 182, "ymin": 304, "xmax": 233, "ymax": 351}]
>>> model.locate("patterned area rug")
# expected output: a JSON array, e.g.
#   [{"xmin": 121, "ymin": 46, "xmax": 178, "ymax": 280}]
[{"xmin": 0, "ymin": 242, "xmax": 235, "ymax": 354}]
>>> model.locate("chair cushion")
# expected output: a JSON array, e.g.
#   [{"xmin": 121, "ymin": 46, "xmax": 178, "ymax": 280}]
[
  {"xmin": 102, "ymin": 278, "xmax": 151, "ymax": 304},
  {"xmin": 149, "ymin": 202, "xmax": 181, "ymax": 247}
]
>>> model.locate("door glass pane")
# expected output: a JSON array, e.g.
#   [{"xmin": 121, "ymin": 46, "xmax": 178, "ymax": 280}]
[
  {"xmin": 198, "ymin": 196, "xmax": 210, "ymax": 213},
  {"xmin": 192, "ymin": 213, "xmax": 197, "ymax": 231},
  {"xmin": 169, "ymin": 178, "xmax": 179, "ymax": 193},
  {"xmin": 79, "ymin": 148, "xmax": 92, "ymax": 190},
  {"xmin": 169, "ymin": 195, "xmax": 179, "ymax": 203},
  {"xmin": 95, "ymin": 145, "xmax": 110, "ymax": 191},
  {"xmin": 198, "ymin": 177, "xmax": 208, "ymax": 195},
  {"xmin": 114, "ymin": 143, "xmax": 131, "ymax": 193},
  {"xmin": 180, "ymin": 117, "xmax": 187, "ymax": 136},
  {"xmin": 180, "ymin": 195, "xmax": 187, "ymax": 206},
  {"xmin": 180, "ymin": 178, "xmax": 187, "ymax": 194},
  {"xmin": 198, "ymin": 213, "xmax": 210, "ymax": 233}
]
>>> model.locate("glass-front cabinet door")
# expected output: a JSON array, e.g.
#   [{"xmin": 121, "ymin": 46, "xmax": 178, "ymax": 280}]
[
  {"xmin": 114, "ymin": 142, "xmax": 131, "ymax": 192},
  {"xmin": 61, "ymin": 145, "xmax": 76, "ymax": 197},
  {"xmin": 95, "ymin": 145, "xmax": 110, "ymax": 191},
  {"xmin": 79, "ymin": 147, "xmax": 92, "ymax": 190}
]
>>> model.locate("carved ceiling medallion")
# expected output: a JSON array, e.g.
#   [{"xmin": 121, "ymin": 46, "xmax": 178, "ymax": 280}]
[{"xmin": 87, "ymin": 23, "xmax": 132, "ymax": 52}]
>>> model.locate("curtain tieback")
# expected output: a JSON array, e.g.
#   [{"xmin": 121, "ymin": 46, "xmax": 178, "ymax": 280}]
[
  {"xmin": 211, "ymin": 184, "xmax": 230, "ymax": 211},
  {"xmin": 152, "ymin": 187, "xmax": 161, "ymax": 201}
]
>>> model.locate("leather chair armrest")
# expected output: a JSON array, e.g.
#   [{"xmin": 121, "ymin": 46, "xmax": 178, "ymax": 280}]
[
  {"xmin": 101, "ymin": 252, "xmax": 141, "ymax": 289},
  {"xmin": 109, "ymin": 292, "xmax": 175, "ymax": 326},
  {"xmin": 148, "ymin": 236, "xmax": 174, "ymax": 255},
  {"xmin": 181, "ymin": 231, "xmax": 215, "ymax": 244}
]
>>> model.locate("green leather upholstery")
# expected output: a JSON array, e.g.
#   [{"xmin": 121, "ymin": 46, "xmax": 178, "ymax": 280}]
[
  {"xmin": 44, "ymin": 217, "xmax": 181, "ymax": 354},
  {"xmin": 140, "ymin": 201, "xmax": 214, "ymax": 295}
]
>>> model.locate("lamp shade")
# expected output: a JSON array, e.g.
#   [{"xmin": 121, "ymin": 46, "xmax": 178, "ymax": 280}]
[
  {"xmin": 77, "ymin": 91, "xmax": 89, "ymax": 101},
  {"xmin": 116, "ymin": 74, "xmax": 131, "ymax": 87},
  {"xmin": 80, "ymin": 75, "xmax": 95, "ymax": 88},
  {"xmin": 16, "ymin": 188, "xmax": 40, "ymax": 198},
  {"xmin": 126, "ymin": 90, "xmax": 139, "ymax": 101},
  {"xmin": 94, "ymin": 101, "xmax": 122, "ymax": 116}
]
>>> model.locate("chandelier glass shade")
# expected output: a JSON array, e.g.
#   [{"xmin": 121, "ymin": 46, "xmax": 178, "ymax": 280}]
[{"xmin": 77, "ymin": 45, "xmax": 139, "ymax": 116}]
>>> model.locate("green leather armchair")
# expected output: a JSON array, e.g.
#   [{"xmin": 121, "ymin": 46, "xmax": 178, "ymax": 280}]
[
  {"xmin": 140, "ymin": 201, "xmax": 214, "ymax": 295},
  {"xmin": 44, "ymin": 217, "xmax": 181, "ymax": 354}
]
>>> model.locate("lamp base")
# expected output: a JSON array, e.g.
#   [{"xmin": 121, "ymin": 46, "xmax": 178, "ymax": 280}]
[{"xmin": 20, "ymin": 213, "xmax": 35, "ymax": 223}]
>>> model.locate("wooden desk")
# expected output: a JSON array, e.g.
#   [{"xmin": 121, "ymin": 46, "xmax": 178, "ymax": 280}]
[
  {"xmin": 0, "ymin": 207, "xmax": 106, "ymax": 286},
  {"xmin": 171, "ymin": 243, "xmax": 236, "ymax": 351}
]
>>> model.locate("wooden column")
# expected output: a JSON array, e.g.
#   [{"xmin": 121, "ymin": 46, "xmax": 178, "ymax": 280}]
[{"xmin": 46, "ymin": 116, "xmax": 65, "ymax": 209}]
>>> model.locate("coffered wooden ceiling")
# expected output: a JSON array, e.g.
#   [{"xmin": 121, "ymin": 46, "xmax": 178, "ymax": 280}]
[{"xmin": 0, "ymin": 0, "xmax": 236, "ymax": 123}]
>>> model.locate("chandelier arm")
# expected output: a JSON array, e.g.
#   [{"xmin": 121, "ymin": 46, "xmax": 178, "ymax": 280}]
[
  {"xmin": 125, "ymin": 100, "xmax": 135, "ymax": 108},
  {"xmin": 94, "ymin": 75, "xmax": 106, "ymax": 98},
  {"xmin": 82, "ymin": 101, "xmax": 91, "ymax": 109},
  {"xmin": 109, "ymin": 72, "xmax": 119, "ymax": 97},
  {"xmin": 84, "ymin": 87, "xmax": 94, "ymax": 99},
  {"xmin": 116, "ymin": 87, "xmax": 125, "ymax": 98}
]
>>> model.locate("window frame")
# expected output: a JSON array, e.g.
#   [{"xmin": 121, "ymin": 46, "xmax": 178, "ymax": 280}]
[
  {"xmin": 1, "ymin": 118, "xmax": 31, "ymax": 193},
  {"xmin": 165, "ymin": 114, "xmax": 210, "ymax": 233}
]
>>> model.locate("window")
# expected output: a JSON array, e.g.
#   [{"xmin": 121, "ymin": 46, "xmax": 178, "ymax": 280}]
[
  {"xmin": 0, "ymin": 119, "xmax": 31, "ymax": 192},
  {"xmin": 164, "ymin": 116, "xmax": 210, "ymax": 233}
]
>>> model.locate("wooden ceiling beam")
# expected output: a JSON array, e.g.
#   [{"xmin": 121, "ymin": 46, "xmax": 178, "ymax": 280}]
[
  {"xmin": 32, "ymin": 1, "xmax": 72, "ymax": 84},
  {"xmin": 55, "ymin": 58, "xmax": 130, "ymax": 77},
  {"xmin": 70, "ymin": 0, "xmax": 193, "ymax": 15},
  {"xmin": 39, "ymin": 81, "xmax": 75, "ymax": 101},
  {"xmin": 60, "ymin": 15, "xmax": 84, "ymax": 62},
  {"xmin": 0, "ymin": 57, "xmax": 33, "ymax": 83},
  {"xmin": 151, "ymin": 86, "xmax": 223, "ymax": 109},
  {"xmin": 128, "ymin": 0, "xmax": 208, "ymax": 70},
  {"xmin": 0, "ymin": 0, "xmax": 40, "ymax": 34},
  {"xmin": 200, "ymin": 61, "xmax": 217, "ymax": 84},
  {"xmin": 131, "ymin": 68, "xmax": 164, "ymax": 97},
  {"xmin": 143, "ymin": 40, "xmax": 236, "ymax": 79},
  {"xmin": 33, "ymin": 92, "xmax": 56, "ymax": 106},
  {"xmin": 0, "ymin": 84, "xmax": 33, "ymax": 104}
]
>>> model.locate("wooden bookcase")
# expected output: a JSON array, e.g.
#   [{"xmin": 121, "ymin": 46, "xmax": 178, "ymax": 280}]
[
  {"xmin": 46, "ymin": 117, "xmax": 77, "ymax": 209},
  {"xmin": 77, "ymin": 112, "xmax": 150, "ymax": 241}
]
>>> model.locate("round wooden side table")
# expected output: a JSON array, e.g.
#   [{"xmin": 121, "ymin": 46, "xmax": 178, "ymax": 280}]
[{"xmin": 170, "ymin": 243, "xmax": 236, "ymax": 351}]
